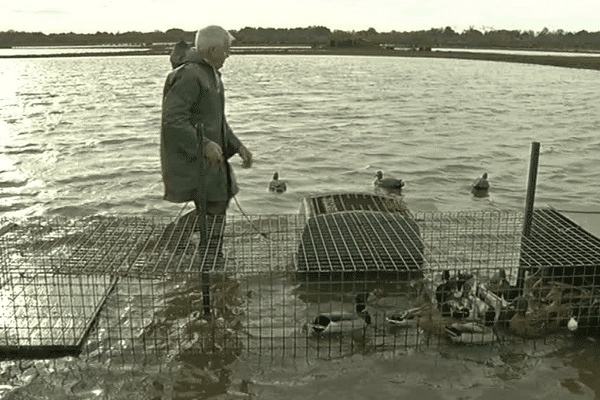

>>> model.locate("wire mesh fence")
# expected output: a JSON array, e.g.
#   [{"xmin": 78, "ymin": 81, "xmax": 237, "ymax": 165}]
[{"xmin": 1, "ymin": 197, "xmax": 599, "ymax": 364}]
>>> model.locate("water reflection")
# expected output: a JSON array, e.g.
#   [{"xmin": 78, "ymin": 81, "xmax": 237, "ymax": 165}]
[{"xmin": 558, "ymin": 336, "xmax": 600, "ymax": 398}]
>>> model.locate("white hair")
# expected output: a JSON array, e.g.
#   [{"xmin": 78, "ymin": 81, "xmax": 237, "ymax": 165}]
[{"xmin": 195, "ymin": 25, "xmax": 235, "ymax": 52}]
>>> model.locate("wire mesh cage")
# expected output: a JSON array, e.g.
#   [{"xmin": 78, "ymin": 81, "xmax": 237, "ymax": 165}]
[{"xmin": 1, "ymin": 195, "xmax": 599, "ymax": 365}]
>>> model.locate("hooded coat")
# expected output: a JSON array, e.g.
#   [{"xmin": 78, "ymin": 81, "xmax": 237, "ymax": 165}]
[{"xmin": 160, "ymin": 50, "xmax": 242, "ymax": 203}]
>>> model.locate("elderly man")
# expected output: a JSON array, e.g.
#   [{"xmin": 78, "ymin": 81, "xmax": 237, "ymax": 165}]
[{"xmin": 161, "ymin": 25, "xmax": 252, "ymax": 254}]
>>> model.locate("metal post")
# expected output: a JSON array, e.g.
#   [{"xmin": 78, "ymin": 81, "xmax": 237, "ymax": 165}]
[
  {"xmin": 197, "ymin": 123, "xmax": 211, "ymax": 316},
  {"xmin": 196, "ymin": 123, "xmax": 207, "ymax": 244},
  {"xmin": 517, "ymin": 141, "xmax": 540, "ymax": 292}
]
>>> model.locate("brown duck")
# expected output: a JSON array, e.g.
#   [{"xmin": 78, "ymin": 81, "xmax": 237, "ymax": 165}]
[{"xmin": 509, "ymin": 296, "xmax": 567, "ymax": 338}]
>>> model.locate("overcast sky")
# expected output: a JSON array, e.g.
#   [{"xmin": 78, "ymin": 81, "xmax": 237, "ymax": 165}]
[{"xmin": 2, "ymin": 0, "xmax": 598, "ymax": 34}]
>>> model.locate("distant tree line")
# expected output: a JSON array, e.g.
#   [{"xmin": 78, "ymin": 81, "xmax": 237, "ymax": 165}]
[{"xmin": 1, "ymin": 26, "xmax": 600, "ymax": 50}]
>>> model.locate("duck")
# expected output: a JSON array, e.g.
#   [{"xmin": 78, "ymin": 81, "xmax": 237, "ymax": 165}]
[
  {"xmin": 487, "ymin": 269, "xmax": 520, "ymax": 302},
  {"xmin": 435, "ymin": 270, "xmax": 473, "ymax": 318},
  {"xmin": 476, "ymin": 283, "xmax": 511, "ymax": 325},
  {"xmin": 374, "ymin": 171, "xmax": 404, "ymax": 190},
  {"xmin": 418, "ymin": 307, "xmax": 495, "ymax": 344},
  {"xmin": 307, "ymin": 293, "xmax": 372, "ymax": 335},
  {"xmin": 444, "ymin": 321, "xmax": 496, "ymax": 344},
  {"xmin": 386, "ymin": 306, "xmax": 428, "ymax": 327},
  {"xmin": 268, "ymin": 172, "xmax": 287, "ymax": 193},
  {"xmin": 508, "ymin": 296, "xmax": 565, "ymax": 338},
  {"xmin": 524, "ymin": 279, "xmax": 584, "ymax": 329},
  {"xmin": 471, "ymin": 172, "xmax": 490, "ymax": 190}
]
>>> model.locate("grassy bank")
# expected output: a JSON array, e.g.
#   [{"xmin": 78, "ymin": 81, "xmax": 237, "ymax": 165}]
[{"xmin": 2, "ymin": 47, "xmax": 600, "ymax": 71}]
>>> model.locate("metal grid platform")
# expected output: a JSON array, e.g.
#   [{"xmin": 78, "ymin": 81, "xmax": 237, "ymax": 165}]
[
  {"xmin": 0, "ymin": 205, "xmax": 599, "ymax": 362},
  {"xmin": 0, "ymin": 274, "xmax": 116, "ymax": 358},
  {"xmin": 520, "ymin": 208, "xmax": 600, "ymax": 286},
  {"xmin": 0, "ymin": 214, "xmax": 274, "ymax": 277},
  {"xmin": 300, "ymin": 192, "xmax": 411, "ymax": 218},
  {"xmin": 296, "ymin": 211, "xmax": 424, "ymax": 280}
]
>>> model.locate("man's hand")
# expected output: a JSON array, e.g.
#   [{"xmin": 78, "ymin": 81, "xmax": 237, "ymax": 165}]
[
  {"xmin": 205, "ymin": 141, "xmax": 224, "ymax": 166},
  {"xmin": 239, "ymin": 145, "xmax": 253, "ymax": 168}
]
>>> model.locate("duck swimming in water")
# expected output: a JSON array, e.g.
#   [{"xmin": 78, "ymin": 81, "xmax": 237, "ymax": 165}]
[
  {"xmin": 444, "ymin": 321, "xmax": 496, "ymax": 344},
  {"xmin": 471, "ymin": 173, "xmax": 490, "ymax": 190},
  {"xmin": 386, "ymin": 306, "xmax": 425, "ymax": 327},
  {"xmin": 268, "ymin": 172, "xmax": 287, "ymax": 193},
  {"xmin": 374, "ymin": 171, "xmax": 404, "ymax": 189},
  {"xmin": 308, "ymin": 293, "xmax": 372, "ymax": 335}
]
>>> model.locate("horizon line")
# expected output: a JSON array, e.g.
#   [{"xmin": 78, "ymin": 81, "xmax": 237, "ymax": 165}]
[{"xmin": 3, "ymin": 25, "xmax": 599, "ymax": 36}]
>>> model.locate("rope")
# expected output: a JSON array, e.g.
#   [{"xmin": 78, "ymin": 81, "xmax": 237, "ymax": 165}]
[
  {"xmin": 233, "ymin": 195, "xmax": 270, "ymax": 239},
  {"xmin": 175, "ymin": 201, "xmax": 191, "ymax": 221},
  {"xmin": 175, "ymin": 197, "xmax": 269, "ymax": 239}
]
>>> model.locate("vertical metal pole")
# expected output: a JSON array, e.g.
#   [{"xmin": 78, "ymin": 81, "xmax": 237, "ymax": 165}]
[
  {"xmin": 197, "ymin": 123, "xmax": 211, "ymax": 316},
  {"xmin": 517, "ymin": 141, "xmax": 540, "ymax": 292},
  {"xmin": 196, "ymin": 123, "xmax": 207, "ymax": 244},
  {"xmin": 522, "ymin": 142, "xmax": 540, "ymax": 238}
]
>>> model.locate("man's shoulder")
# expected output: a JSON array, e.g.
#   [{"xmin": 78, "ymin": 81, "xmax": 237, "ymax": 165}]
[
  {"xmin": 174, "ymin": 61, "xmax": 213, "ymax": 79},
  {"xmin": 165, "ymin": 62, "xmax": 210, "ymax": 85}
]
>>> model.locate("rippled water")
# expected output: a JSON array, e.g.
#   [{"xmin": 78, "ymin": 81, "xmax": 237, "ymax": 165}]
[
  {"xmin": 1, "ymin": 54, "xmax": 599, "ymax": 219},
  {"xmin": 1, "ymin": 54, "xmax": 600, "ymax": 398}
]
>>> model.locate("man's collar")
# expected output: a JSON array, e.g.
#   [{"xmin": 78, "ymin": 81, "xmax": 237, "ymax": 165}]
[
  {"xmin": 186, "ymin": 49, "xmax": 208, "ymax": 64},
  {"xmin": 187, "ymin": 51, "xmax": 219, "ymax": 73}
]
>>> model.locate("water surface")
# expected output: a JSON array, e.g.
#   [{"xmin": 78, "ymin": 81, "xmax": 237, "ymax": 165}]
[
  {"xmin": 0, "ymin": 54, "xmax": 599, "ymax": 399},
  {"xmin": 1, "ymin": 54, "xmax": 599, "ymax": 218}
]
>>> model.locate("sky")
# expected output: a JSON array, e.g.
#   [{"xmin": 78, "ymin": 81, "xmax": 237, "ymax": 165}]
[{"xmin": 2, "ymin": 0, "xmax": 599, "ymax": 35}]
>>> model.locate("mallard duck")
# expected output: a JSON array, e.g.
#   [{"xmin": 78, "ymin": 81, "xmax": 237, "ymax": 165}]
[
  {"xmin": 477, "ymin": 283, "xmax": 511, "ymax": 324},
  {"xmin": 268, "ymin": 172, "xmax": 287, "ymax": 193},
  {"xmin": 374, "ymin": 171, "xmax": 404, "ymax": 189},
  {"xmin": 418, "ymin": 310, "xmax": 496, "ymax": 344},
  {"xmin": 471, "ymin": 173, "xmax": 490, "ymax": 190},
  {"xmin": 386, "ymin": 306, "xmax": 423, "ymax": 327},
  {"xmin": 435, "ymin": 271, "xmax": 454, "ymax": 304},
  {"xmin": 487, "ymin": 269, "xmax": 520, "ymax": 302},
  {"xmin": 308, "ymin": 293, "xmax": 372, "ymax": 335},
  {"xmin": 445, "ymin": 321, "xmax": 496, "ymax": 344},
  {"xmin": 435, "ymin": 270, "xmax": 473, "ymax": 318},
  {"xmin": 508, "ymin": 296, "xmax": 566, "ymax": 338}
]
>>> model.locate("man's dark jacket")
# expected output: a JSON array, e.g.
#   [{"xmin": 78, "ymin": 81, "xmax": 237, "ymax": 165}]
[{"xmin": 161, "ymin": 50, "xmax": 242, "ymax": 203}]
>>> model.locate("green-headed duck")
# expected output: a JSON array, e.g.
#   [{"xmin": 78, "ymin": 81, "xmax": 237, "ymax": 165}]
[
  {"xmin": 471, "ymin": 172, "xmax": 490, "ymax": 190},
  {"xmin": 374, "ymin": 171, "xmax": 404, "ymax": 189},
  {"xmin": 268, "ymin": 172, "xmax": 287, "ymax": 193},
  {"xmin": 308, "ymin": 293, "xmax": 372, "ymax": 335}
]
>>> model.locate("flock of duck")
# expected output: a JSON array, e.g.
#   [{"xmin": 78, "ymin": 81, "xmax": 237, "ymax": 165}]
[
  {"xmin": 305, "ymin": 269, "xmax": 583, "ymax": 343},
  {"xmin": 269, "ymin": 171, "xmax": 490, "ymax": 196},
  {"xmin": 272, "ymin": 167, "xmax": 583, "ymax": 342},
  {"xmin": 422, "ymin": 269, "xmax": 580, "ymax": 342}
]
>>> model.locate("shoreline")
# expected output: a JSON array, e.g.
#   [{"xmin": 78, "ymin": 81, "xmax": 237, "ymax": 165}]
[{"xmin": 1, "ymin": 47, "xmax": 599, "ymax": 71}]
